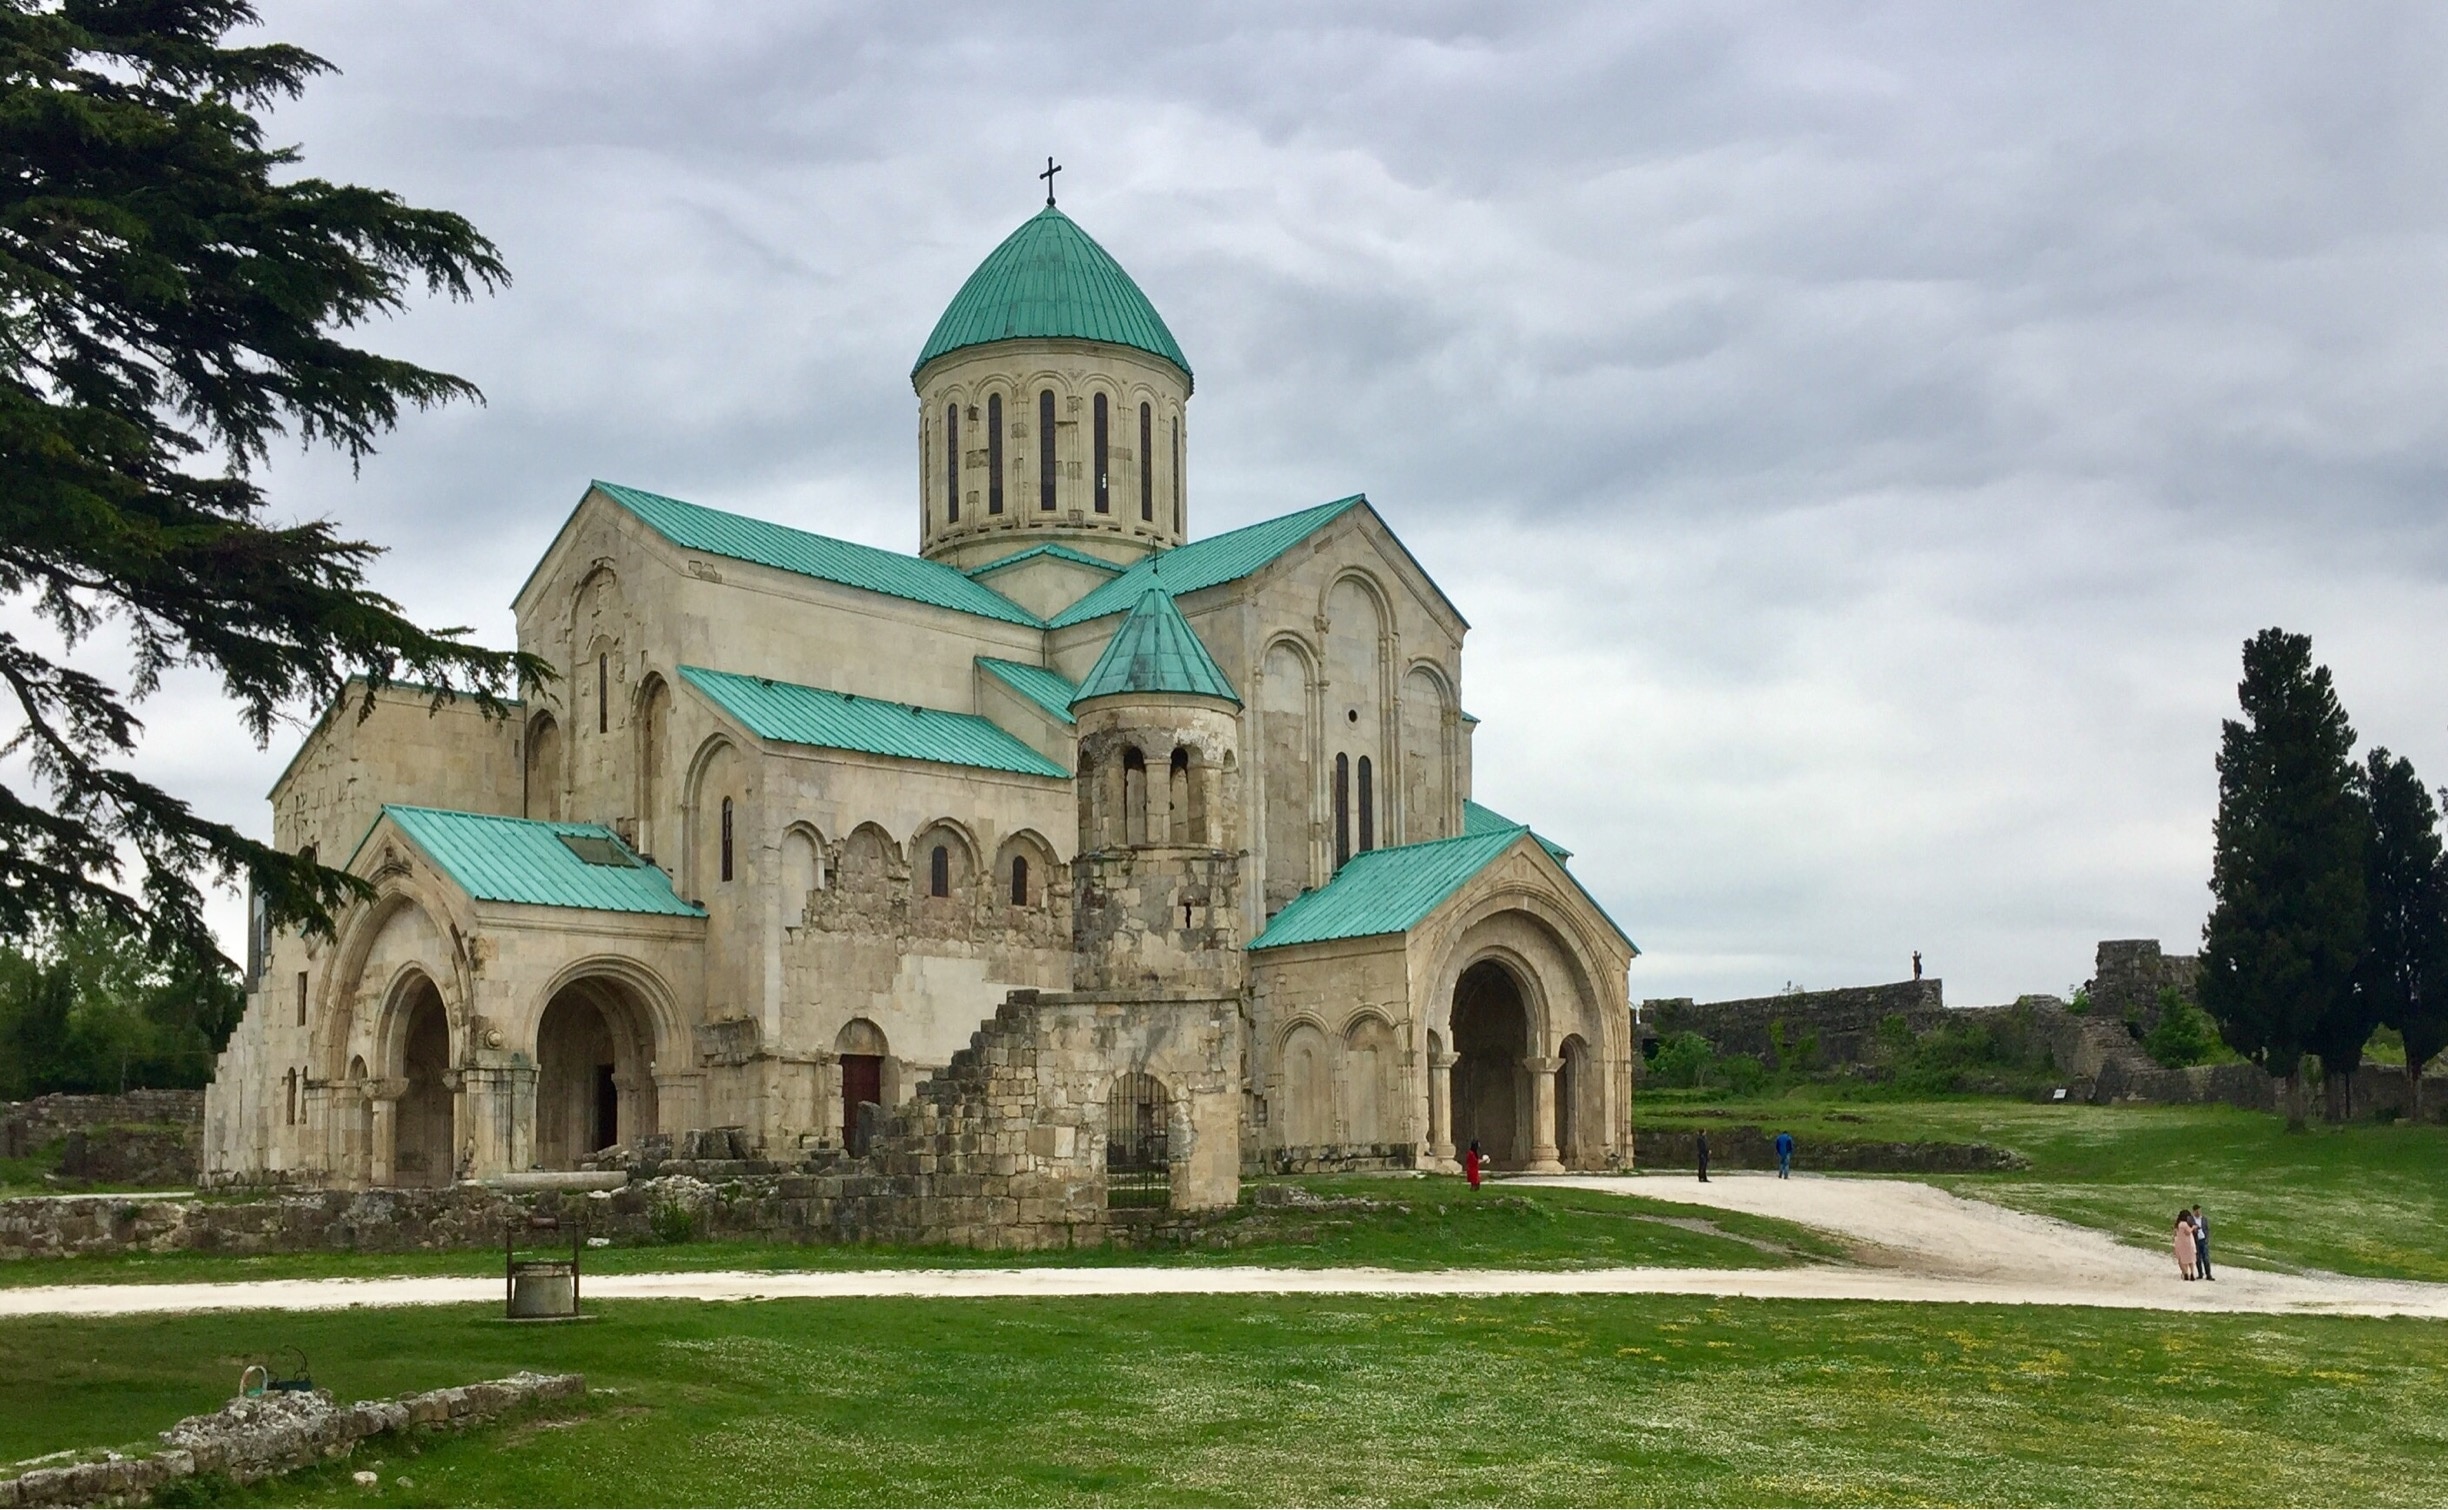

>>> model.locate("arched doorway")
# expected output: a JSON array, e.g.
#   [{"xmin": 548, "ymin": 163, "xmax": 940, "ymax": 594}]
[
  {"xmin": 1557, "ymin": 1033, "xmax": 1593, "ymax": 1170},
  {"xmin": 535, "ymin": 977, "xmax": 658, "ymax": 1169},
  {"xmin": 395, "ymin": 978, "xmax": 455, "ymax": 1187},
  {"xmin": 1451, "ymin": 959, "xmax": 1531, "ymax": 1168},
  {"xmin": 835, "ymin": 1018, "xmax": 890, "ymax": 1154}
]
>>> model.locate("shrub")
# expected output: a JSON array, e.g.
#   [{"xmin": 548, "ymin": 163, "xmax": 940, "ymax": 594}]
[
  {"xmin": 649, "ymin": 1197, "xmax": 697, "ymax": 1245},
  {"xmin": 1647, "ymin": 1031, "xmax": 1715, "ymax": 1089},
  {"xmin": 2067, "ymin": 985, "xmax": 2093, "ymax": 1016},
  {"xmin": 2144, "ymin": 990, "xmax": 2222, "ymax": 1069},
  {"xmin": 1718, "ymin": 1053, "xmax": 1768, "ymax": 1095}
]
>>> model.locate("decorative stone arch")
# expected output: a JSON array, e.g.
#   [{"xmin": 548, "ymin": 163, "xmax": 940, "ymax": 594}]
[
  {"xmin": 1427, "ymin": 884, "xmax": 1625, "ymax": 1172},
  {"xmin": 779, "ymin": 821, "xmax": 828, "ymax": 924},
  {"xmin": 834, "ymin": 1017, "xmax": 893, "ymax": 1153},
  {"xmin": 1102, "ymin": 1067, "xmax": 1174, "ymax": 1209},
  {"xmin": 1442, "ymin": 947, "xmax": 1543, "ymax": 1170},
  {"xmin": 372, "ymin": 966, "xmax": 456, "ymax": 1187},
  {"xmin": 1556, "ymin": 1032, "xmax": 1600, "ymax": 1170},
  {"xmin": 1398, "ymin": 657, "xmax": 1458, "ymax": 843},
  {"xmin": 1340, "ymin": 1011, "xmax": 1400, "ymax": 1149},
  {"xmin": 525, "ymin": 955, "xmax": 682, "ymax": 1170},
  {"xmin": 1255, "ymin": 631, "xmax": 1323, "ymax": 915},
  {"xmin": 1275, "ymin": 1017, "xmax": 1335, "ymax": 1150},
  {"xmin": 909, "ymin": 817, "xmax": 983, "ymax": 904},
  {"xmin": 633, "ymin": 670, "xmax": 674, "ymax": 855},
  {"xmin": 1317, "ymin": 565, "xmax": 1397, "ymax": 643},
  {"xmin": 680, "ymin": 732, "xmax": 745, "ymax": 900},
  {"xmin": 994, "ymin": 828, "xmax": 1058, "ymax": 909},
  {"xmin": 525, "ymin": 710, "xmax": 564, "ymax": 821},
  {"xmin": 312, "ymin": 874, "xmax": 472, "ymax": 1083}
]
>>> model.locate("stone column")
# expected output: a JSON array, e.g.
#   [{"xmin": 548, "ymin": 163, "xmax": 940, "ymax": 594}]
[
  {"xmin": 1428, "ymin": 1050, "xmax": 1458, "ymax": 1167},
  {"xmin": 457, "ymin": 1061, "xmax": 536, "ymax": 1178},
  {"xmin": 1524, "ymin": 1056, "xmax": 1564, "ymax": 1173},
  {"xmin": 366, "ymin": 1078, "xmax": 407, "ymax": 1187}
]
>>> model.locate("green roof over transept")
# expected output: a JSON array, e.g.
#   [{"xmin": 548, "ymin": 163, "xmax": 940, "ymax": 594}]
[
  {"xmin": 914, "ymin": 206, "xmax": 1191, "ymax": 385},
  {"xmin": 360, "ymin": 806, "xmax": 704, "ymax": 918},
  {"xmin": 1046, "ymin": 494, "xmax": 1366, "ymax": 627},
  {"xmin": 1070, "ymin": 589, "xmax": 1240, "ymax": 707},
  {"xmin": 680, "ymin": 666, "xmax": 1068, "ymax": 778}
]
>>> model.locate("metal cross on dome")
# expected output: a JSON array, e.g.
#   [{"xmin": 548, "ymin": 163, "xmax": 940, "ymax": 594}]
[{"xmin": 1040, "ymin": 156, "xmax": 1062, "ymax": 206}]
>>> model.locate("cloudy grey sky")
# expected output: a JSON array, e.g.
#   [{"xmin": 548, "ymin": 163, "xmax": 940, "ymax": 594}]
[{"xmin": 80, "ymin": 2, "xmax": 2448, "ymax": 1005}]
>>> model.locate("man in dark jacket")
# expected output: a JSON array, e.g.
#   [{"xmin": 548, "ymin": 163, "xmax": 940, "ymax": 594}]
[
  {"xmin": 1774, "ymin": 1130, "xmax": 1795, "ymax": 1178},
  {"xmin": 1696, "ymin": 1130, "xmax": 1710, "ymax": 1182}
]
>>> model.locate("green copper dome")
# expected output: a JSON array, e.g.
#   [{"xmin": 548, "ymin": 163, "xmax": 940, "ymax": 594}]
[{"xmin": 913, "ymin": 206, "xmax": 1191, "ymax": 388}]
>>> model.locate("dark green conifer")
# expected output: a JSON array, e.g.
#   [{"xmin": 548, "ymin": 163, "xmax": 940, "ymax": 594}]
[
  {"xmin": 0, "ymin": 0, "xmax": 546, "ymax": 972},
  {"xmin": 2357, "ymin": 748, "xmax": 2448, "ymax": 1123},
  {"xmin": 2199, "ymin": 629, "xmax": 2367, "ymax": 1129}
]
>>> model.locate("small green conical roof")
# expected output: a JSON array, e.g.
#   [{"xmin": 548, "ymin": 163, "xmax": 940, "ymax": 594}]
[
  {"xmin": 1071, "ymin": 589, "xmax": 1239, "ymax": 708},
  {"xmin": 914, "ymin": 206, "xmax": 1191, "ymax": 387}
]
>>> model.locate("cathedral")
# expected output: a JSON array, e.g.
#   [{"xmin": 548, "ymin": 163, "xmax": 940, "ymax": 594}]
[{"xmin": 203, "ymin": 196, "xmax": 1637, "ymax": 1208}]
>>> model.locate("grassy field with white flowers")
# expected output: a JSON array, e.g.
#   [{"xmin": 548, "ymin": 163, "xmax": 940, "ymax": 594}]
[{"xmin": 8, "ymin": 1293, "xmax": 2443, "ymax": 1505}]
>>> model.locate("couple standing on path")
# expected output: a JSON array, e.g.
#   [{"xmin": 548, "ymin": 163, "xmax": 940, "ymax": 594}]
[
  {"xmin": 2175, "ymin": 1204, "xmax": 2214, "ymax": 1280},
  {"xmin": 1692, "ymin": 1130, "xmax": 1797, "ymax": 1182}
]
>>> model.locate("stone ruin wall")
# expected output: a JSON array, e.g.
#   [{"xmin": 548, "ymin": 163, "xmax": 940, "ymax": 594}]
[
  {"xmin": 2086, "ymin": 939, "xmax": 2202, "ymax": 1031},
  {"xmin": 1, "ymin": 988, "xmax": 1243, "ymax": 1261},
  {"xmin": 1642, "ymin": 980, "xmax": 1949, "ymax": 1066},
  {"xmin": 0, "ymin": 1091, "xmax": 204, "ymax": 1189}
]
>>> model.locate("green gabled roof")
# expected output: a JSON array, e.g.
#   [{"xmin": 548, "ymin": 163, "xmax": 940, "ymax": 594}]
[
  {"xmin": 365, "ymin": 806, "xmax": 703, "ymax": 918},
  {"xmin": 593, "ymin": 481, "xmax": 1040, "ymax": 627},
  {"xmin": 1047, "ymin": 495, "xmax": 1367, "ymax": 628},
  {"xmin": 1250, "ymin": 823, "xmax": 1634, "ymax": 954},
  {"xmin": 680, "ymin": 666, "xmax": 1066, "ymax": 778},
  {"xmin": 1250, "ymin": 828, "xmax": 1525, "ymax": 951},
  {"xmin": 963, "ymin": 543, "xmax": 1125, "ymax": 579},
  {"xmin": 914, "ymin": 206, "xmax": 1191, "ymax": 384},
  {"xmin": 1465, "ymin": 799, "xmax": 1573, "ymax": 863},
  {"xmin": 1070, "ymin": 589, "xmax": 1240, "ymax": 707},
  {"xmin": 978, "ymin": 657, "xmax": 1079, "ymax": 726}
]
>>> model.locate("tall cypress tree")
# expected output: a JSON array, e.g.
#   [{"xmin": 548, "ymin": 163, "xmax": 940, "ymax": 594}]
[
  {"xmin": 2358, "ymin": 749, "xmax": 2448, "ymax": 1123},
  {"xmin": 2199, "ymin": 628, "xmax": 2366, "ymax": 1129}
]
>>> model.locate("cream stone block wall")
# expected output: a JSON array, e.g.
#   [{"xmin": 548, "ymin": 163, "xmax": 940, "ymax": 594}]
[
  {"xmin": 268, "ymin": 684, "xmax": 523, "ymax": 858},
  {"xmin": 913, "ymin": 340, "xmax": 1190, "ymax": 570},
  {"xmin": 1247, "ymin": 935, "xmax": 1416, "ymax": 1164}
]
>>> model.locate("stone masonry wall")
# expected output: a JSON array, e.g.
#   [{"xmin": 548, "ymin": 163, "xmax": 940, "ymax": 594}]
[
  {"xmin": 1643, "ymin": 981, "xmax": 1948, "ymax": 1064},
  {"xmin": 0, "ymin": 1371, "xmax": 583, "ymax": 1507},
  {"xmin": 0, "ymin": 1092, "xmax": 203, "ymax": 1188},
  {"xmin": 2087, "ymin": 939, "xmax": 2201, "ymax": 1031}
]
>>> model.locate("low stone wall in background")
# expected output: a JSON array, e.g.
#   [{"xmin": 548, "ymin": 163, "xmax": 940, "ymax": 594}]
[
  {"xmin": 1633, "ymin": 1126, "xmax": 2028, "ymax": 1174},
  {"xmin": 1643, "ymin": 980, "xmax": 1949, "ymax": 1064},
  {"xmin": 0, "ymin": 1371, "xmax": 583, "ymax": 1508},
  {"xmin": 0, "ymin": 1092, "xmax": 203, "ymax": 1190}
]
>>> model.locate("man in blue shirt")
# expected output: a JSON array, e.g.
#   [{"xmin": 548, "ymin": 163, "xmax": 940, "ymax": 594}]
[{"xmin": 1774, "ymin": 1130, "xmax": 1795, "ymax": 1179}]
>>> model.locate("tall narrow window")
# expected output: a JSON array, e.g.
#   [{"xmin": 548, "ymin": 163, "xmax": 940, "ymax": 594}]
[
  {"xmin": 285, "ymin": 1069, "xmax": 297, "ymax": 1126},
  {"xmin": 1039, "ymin": 389, "xmax": 1058, "ymax": 510},
  {"xmin": 1171, "ymin": 417, "xmax": 1183, "ymax": 533},
  {"xmin": 1092, "ymin": 392, "xmax": 1109, "ymax": 513},
  {"xmin": 296, "ymin": 970, "xmax": 309, "ymax": 1027},
  {"xmin": 944, "ymin": 404, "xmax": 960, "ymax": 524},
  {"xmin": 1139, "ymin": 402, "xmax": 1153, "ymax": 522},
  {"xmin": 719, "ymin": 796, "xmax": 735, "ymax": 882},
  {"xmin": 1123, "ymin": 746, "xmax": 1149, "ymax": 846},
  {"xmin": 597, "ymin": 654, "xmax": 608, "ymax": 734},
  {"xmin": 987, "ymin": 394, "xmax": 1005, "ymax": 514},
  {"xmin": 1011, "ymin": 854, "xmax": 1030, "ymax": 906},
  {"xmin": 1333, "ymin": 754, "xmax": 1351, "ymax": 869},
  {"xmin": 930, "ymin": 845, "xmax": 950, "ymax": 898},
  {"xmin": 1357, "ymin": 756, "xmax": 1375, "ymax": 852}
]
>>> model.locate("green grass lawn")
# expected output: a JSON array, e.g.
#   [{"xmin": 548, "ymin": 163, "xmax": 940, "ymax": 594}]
[
  {"xmin": 6, "ymin": 1295, "xmax": 2442, "ymax": 1505},
  {"xmin": 1633, "ymin": 1095, "xmax": 2448, "ymax": 1281},
  {"xmin": 0, "ymin": 1179, "xmax": 1844, "ymax": 1289}
]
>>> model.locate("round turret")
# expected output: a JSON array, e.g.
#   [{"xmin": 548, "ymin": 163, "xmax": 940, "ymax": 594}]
[{"xmin": 913, "ymin": 206, "xmax": 1191, "ymax": 570}]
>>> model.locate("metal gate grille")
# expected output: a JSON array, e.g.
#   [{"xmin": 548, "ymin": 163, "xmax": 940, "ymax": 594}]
[{"xmin": 1104, "ymin": 1072, "xmax": 1171, "ymax": 1210}]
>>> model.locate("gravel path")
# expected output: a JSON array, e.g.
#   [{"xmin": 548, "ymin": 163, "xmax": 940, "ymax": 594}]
[{"xmin": 4, "ymin": 1175, "xmax": 2444, "ymax": 1320}]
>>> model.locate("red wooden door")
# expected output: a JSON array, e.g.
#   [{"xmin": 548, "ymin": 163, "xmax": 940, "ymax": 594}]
[{"xmin": 840, "ymin": 1054, "xmax": 883, "ymax": 1150}]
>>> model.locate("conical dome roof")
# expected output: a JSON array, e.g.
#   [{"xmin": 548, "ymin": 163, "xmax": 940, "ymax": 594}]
[
  {"xmin": 1070, "ymin": 589, "xmax": 1239, "ymax": 707},
  {"xmin": 914, "ymin": 207, "xmax": 1191, "ymax": 387}
]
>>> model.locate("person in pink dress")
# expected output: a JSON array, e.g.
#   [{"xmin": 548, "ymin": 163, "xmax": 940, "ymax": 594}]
[{"xmin": 2173, "ymin": 1210, "xmax": 2197, "ymax": 1279}]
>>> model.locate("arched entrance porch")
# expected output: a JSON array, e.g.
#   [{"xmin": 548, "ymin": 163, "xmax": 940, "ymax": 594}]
[
  {"xmin": 395, "ymin": 980, "xmax": 456, "ymax": 1186},
  {"xmin": 534, "ymin": 976, "xmax": 659, "ymax": 1168},
  {"xmin": 1450, "ymin": 959, "xmax": 1532, "ymax": 1168}
]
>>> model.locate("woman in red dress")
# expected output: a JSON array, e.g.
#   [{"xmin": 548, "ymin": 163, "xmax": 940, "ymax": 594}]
[{"xmin": 1464, "ymin": 1139, "xmax": 1483, "ymax": 1189}]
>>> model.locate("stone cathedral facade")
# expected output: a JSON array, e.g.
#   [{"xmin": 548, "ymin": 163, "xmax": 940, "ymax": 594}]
[{"xmin": 204, "ymin": 202, "xmax": 1637, "ymax": 1210}]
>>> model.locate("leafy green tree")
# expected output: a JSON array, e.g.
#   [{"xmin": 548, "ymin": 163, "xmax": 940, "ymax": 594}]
[
  {"xmin": 0, "ymin": 915, "xmax": 240, "ymax": 1094},
  {"xmin": 2142, "ymin": 988, "xmax": 2220, "ymax": 1069},
  {"xmin": 2199, "ymin": 629, "xmax": 2367, "ymax": 1129},
  {"xmin": 0, "ymin": 0, "xmax": 545, "ymax": 974},
  {"xmin": 2356, "ymin": 749, "xmax": 2448, "ymax": 1123}
]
